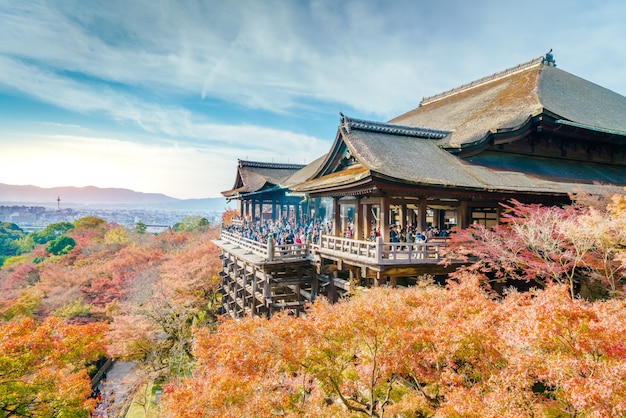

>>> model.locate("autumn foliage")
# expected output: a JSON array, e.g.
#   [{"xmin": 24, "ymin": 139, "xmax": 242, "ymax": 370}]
[
  {"xmin": 159, "ymin": 191, "xmax": 626, "ymax": 417},
  {"xmin": 160, "ymin": 276, "xmax": 626, "ymax": 417},
  {"xmin": 0, "ymin": 316, "xmax": 108, "ymax": 417},
  {"xmin": 446, "ymin": 192, "xmax": 626, "ymax": 299},
  {"xmin": 1, "ymin": 191, "xmax": 625, "ymax": 417},
  {"xmin": 0, "ymin": 216, "xmax": 224, "ymax": 417}
]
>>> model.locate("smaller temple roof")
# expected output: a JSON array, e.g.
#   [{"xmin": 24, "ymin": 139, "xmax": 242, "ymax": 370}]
[{"xmin": 222, "ymin": 160, "xmax": 306, "ymax": 198}]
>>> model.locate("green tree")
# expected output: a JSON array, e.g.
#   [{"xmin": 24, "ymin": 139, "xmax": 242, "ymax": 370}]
[
  {"xmin": 31, "ymin": 222, "xmax": 74, "ymax": 245},
  {"xmin": 0, "ymin": 222, "xmax": 25, "ymax": 265},
  {"xmin": 134, "ymin": 221, "xmax": 147, "ymax": 235},
  {"xmin": 172, "ymin": 216, "xmax": 209, "ymax": 232},
  {"xmin": 46, "ymin": 235, "xmax": 76, "ymax": 256}
]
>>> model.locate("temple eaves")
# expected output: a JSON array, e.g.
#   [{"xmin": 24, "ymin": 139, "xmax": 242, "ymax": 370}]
[
  {"xmin": 238, "ymin": 159, "xmax": 307, "ymax": 170},
  {"xmin": 339, "ymin": 113, "xmax": 451, "ymax": 139}
]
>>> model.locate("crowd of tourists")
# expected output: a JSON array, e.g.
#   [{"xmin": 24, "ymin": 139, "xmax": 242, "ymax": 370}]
[
  {"xmin": 226, "ymin": 217, "xmax": 450, "ymax": 246},
  {"xmin": 388, "ymin": 224, "xmax": 449, "ymax": 243},
  {"xmin": 225, "ymin": 217, "xmax": 333, "ymax": 245}
]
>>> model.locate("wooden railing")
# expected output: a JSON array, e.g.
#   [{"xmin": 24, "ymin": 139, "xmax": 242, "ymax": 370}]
[
  {"xmin": 219, "ymin": 230, "xmax": 448, "ymax": 265},
  {"xmin": 219, "ymin": 230, "xmax": 308, "ymax": 261},
  {"xmin": 313, "ymin": 235, "xmax": 447, "ymax": 265}
]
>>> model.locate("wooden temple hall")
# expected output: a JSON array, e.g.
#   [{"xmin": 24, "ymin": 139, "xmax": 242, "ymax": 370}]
[{"xmin": 214, "ymin": 52, "xmax": 626, "ymax": 318}]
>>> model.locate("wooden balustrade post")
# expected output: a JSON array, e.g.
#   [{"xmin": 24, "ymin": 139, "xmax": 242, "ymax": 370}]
[
  {"xmin": 267, "ymin": 233, "xmax": 275, "ymax": 261},
  {"xmin": 375, "ymin": 236, "xmax": 383, "ymax": 263}
]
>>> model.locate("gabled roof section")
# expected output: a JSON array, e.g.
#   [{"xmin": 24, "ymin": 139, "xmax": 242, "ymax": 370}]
[
  {"xmin": 222, "ymin": 159, "xmax": 306, "ymax": 198},
  {"xmin": 311, "ymin": 114, "xmax": 451, "ymax": 179},
  {"xmin": 289, "ymin": 114, "xmax": 625, "ymax": 196},
  {"xmin": 390, "ymin": 52, "xmax": 626, "ymax": 151},
  {"xmin": 290, "ymin": 115, "xmax": 474, "ymax": 193}
]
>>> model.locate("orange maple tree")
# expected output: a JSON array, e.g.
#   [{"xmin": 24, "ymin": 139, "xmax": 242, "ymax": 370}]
[{"xmin": 0, "ymin": 316, "xmax": 108, "ymax": 417}]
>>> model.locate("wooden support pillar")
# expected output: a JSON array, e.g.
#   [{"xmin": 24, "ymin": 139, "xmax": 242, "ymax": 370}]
[
  {"xmin": 313, "ymin": 198, "xmax": 320, "ymax": 220},
  {"xmin": 251, "ymin": 200, "xmax": 257, "ymax": 221},
  {"xmin": 295, "ymin": 202, "xmax": 300, "ymax": 223},
  {"xmin": 354, "ymin": 197, "xmax": 362, "ymax": 240},
  {"xmin": 375, "ymin": 271, "xmax": 384, "ymax": 287},
  {"xmin": 263, "ymin": 273, "xmax": 271, "ymax": 319},
  {"xmin": 400, "ymin": 204, "xmax": 407, "ymax": 229},
  {"xmin": 272, "ymin": 200, "xmax": 277, "ymax": 221},
  {"xmin": 333, "ymin": 197, "xmax": 341, "ymax": 237},
  {"xmin": 251, "ymin": 269, "xmax": 258, "ymax": 315},
  {"xmin": 390, "ymin": 275, "xmax": 397, "ymax": 288},
  {"xmin": 418, "ymin": 199, "xmax": 428, "ymax": 232},
  {"xmin": 364, "ymin": 204, "xmax": 373, "ymax": 239},
  {"xmin": 239, "ymin": 200, "xmax": 244, "ymax": 217},
  {"xmin": 329, "ymin": 271, "xmax": 338, "ymax": 303},
  {"xmin": 459, "ymin": 200, "xmax": 468, "ymax": 229},
  {"xmin": 380, "ymin": 197, "xmax": 390, "ymax": 242},
  {"xmin": 311, "ymin": 270, "xmax": 319, "ymax": 301}
]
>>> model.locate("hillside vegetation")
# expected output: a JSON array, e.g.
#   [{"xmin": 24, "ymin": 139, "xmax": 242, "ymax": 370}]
[
  {"xmin": 1, "ymin": 191, "xmax": 626, "ymax": 417},
  {"xmin": 0, "ymin": 215, "xmax": 222, "ymax": 417}
]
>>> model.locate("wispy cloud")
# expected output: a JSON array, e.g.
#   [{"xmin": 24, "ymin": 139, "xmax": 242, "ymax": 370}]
[
  {"xmin": 1, "ymin": 0, "xmax": 625, "ymax": 198},
  {"xmin": 2, "ymin": 1, "xmax": 626, "ymax": 116}
]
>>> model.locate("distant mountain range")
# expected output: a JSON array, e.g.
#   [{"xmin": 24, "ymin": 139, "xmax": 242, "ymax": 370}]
[{"xmin": 0, "ymin": 183, "xmax": 232, "ymax": 212}]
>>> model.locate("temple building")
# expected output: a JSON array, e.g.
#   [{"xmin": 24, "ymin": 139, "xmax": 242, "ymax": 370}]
[
  {"xmin": 216, "ymin": 53, "xmax": 626, "ymax": 317},
  {"xmin": 222, "ymin": 160, "xmax": 307, "ymax": 222}
]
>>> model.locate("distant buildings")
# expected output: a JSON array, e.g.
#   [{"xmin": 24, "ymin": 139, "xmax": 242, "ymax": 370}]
[{"xmin": 0, "ymin": 205, "xmax": 221, "ymax": 231}]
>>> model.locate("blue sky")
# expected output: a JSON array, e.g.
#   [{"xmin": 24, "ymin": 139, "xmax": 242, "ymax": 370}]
[{"xmin": 1, "ymin": 0, "xmax": 626, "ymax": 199}]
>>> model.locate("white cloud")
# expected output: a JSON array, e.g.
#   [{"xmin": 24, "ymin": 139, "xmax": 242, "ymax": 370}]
[
  {"xmin": 2, "ymin": 0, "xmax": 626, "ymax": 117},
  {"xmin": 1, "ymin": 0, "xmax": 626, "ymax": 199}
]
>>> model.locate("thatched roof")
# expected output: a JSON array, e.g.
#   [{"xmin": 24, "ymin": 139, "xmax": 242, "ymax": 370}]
[
  {"xmin": 221, "ymin": 160, "xmax": 306, "ymax": 198},
  {"xmin": 390, "ymin": 55, "xmax": 626, "ymax": 150},
  {"xmin": 291, "ymin": 115, "xmax": 624, "ymax": 197}
]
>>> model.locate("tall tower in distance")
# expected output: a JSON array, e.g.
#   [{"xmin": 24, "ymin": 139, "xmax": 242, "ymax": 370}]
[{"xmin": 57, "ymin": 196, "xmax": 60, "ymax": 211}]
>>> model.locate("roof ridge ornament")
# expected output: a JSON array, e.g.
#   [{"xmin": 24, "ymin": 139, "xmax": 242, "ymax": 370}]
[
  {"xmin": 541, "ymin": 49, "xmax": 557, "ymax": 67},
  {"xmin": 339, "ymin": 113, "xmax": 451, "ymax": 139}
]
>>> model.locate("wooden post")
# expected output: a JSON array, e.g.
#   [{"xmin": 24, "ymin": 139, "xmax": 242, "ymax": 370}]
[
  {"xmin": 375, "ymin": 271, "xmax": 383, "ymax": 287},
  {"xmin": 272, "ymin": 200, "xmax": 277, "ymax": 221},
  {"xmin": 329, "ymin": 271, "xmax": 338, "ymax": 304},
  {"xmin": 380, "ymin": 197, "xmax": 390, "ymax": 242},
  {"xmin": 251, "ymin": 268, "xmax": 258, "ymax": 315},
  {"xmin": 459, "ymin": 200, "xmax": 468, "ymax": 229},
  {"xmin": 375, "ymin": 236, "xmax": 383, "ymax": 263},
  {"xmin": 354, "ymin": 197, "xmax": 362, "ymax": 240},
  {"xmin": 418, "ymin": 199, "xmax": 427, "ymax": 232},
  {"xmin": 333, "ymin": 197, "xmax": 341, "ymax": 237},
  {"xmin": 267, "ymin": 233, "xmax": 275, "ymax": 261},
  {"xmin": 364, "ymin": 203, "xmax": 372, "ymax": 239},
  {"xmin": 311, "ymin": 270, "xmax": 319, "ymax": 301},
  {"xmin": 295, "ymin": 202, "xmax": 301, "ymax": 223}
]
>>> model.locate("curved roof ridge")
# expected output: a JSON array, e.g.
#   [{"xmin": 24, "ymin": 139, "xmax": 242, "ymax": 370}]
[
  {"xmin": 420, "ymin": 55, "xmax": 546, "ymax": 106},
  {"xmin": 238, "ymin": 159, "xmax": 306, "ymax": 170},
  {"xmin": 339, "ymin": 113, "xmax": 451, "ymax": 139}
]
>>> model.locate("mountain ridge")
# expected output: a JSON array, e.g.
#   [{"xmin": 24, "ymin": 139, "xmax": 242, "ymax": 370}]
[{"xmin": 0, "ymin": 183, "xmax": 230, "ymax": 212}]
